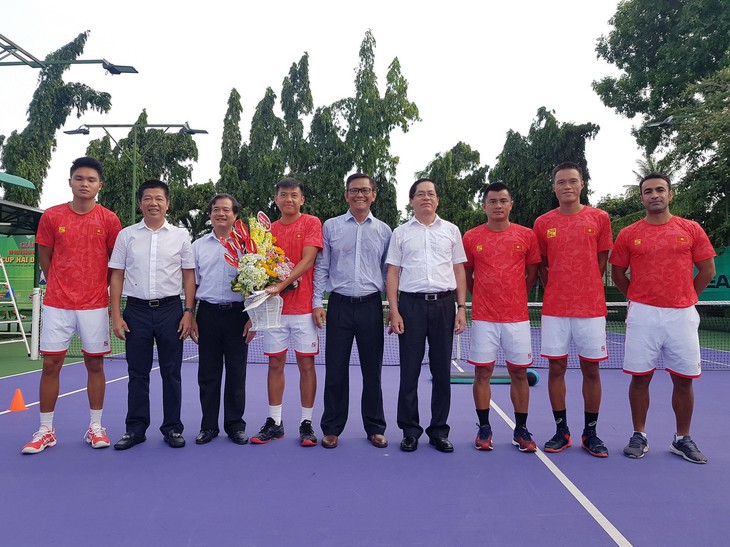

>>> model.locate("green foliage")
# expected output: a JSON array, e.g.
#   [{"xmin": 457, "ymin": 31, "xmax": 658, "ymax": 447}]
[
  {"xmin": 595, "ymin": 193, "xmax": 644, "ymax": 238},
  {"xmin": 89, "ymin": 110, "xmax": 200, "ymax": 226},
  {"xmin": 0, "ymin": 32, "xmax": 111, "ymax": 205},
  {"xmin": 595, "ymin": 1, "xmax": 730, "ymax": 246},
  {"xmin": 489, "ymin": 107, "xmax": 599, "ymax": 227},
  {"xmin": 416, "ymin": 142, "xmax": 487, "ymax": 233},
  {"xmin": 169, "ymin": 180, "xmax": 216, "ymax": 239}
]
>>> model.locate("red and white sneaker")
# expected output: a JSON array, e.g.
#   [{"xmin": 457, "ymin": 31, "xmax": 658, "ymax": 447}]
[
  {"xmin": 84, "ymin": 424, "xmax": 111, "ymax": 449},
  {"xmin": 22, "ymin": 427, "xmax": 57, "ymax": 454}
]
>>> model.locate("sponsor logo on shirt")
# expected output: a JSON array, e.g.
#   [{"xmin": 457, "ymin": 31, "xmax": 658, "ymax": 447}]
[
  {"xmin": 584, "ymin": 227, "xmax": 595, "ymax": 235},
  {"xmin": 58, "ymin": 227, "xmax": 66, "ymax": 233},
  {"xmin": 547, "ymin": 228, "xmax": 557, "ymax": 238},
  {"xmin": 634, "ymin": 239, "xmax": 641, "ymax": 246}
]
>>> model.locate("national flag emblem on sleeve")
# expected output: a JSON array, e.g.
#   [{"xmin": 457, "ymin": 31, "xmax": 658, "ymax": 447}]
[
  {"xmin": 676, "ymin": 235, "xmax": 688, "ymax": 243},
  {"xmin": 547, "ymin": 228, "xmax": 557, "ymax": 238},
  {"xmin": 584, "ymin": 227, "xmax": 595, "ymax": 235},
  {"xmin": 513, "ymin": 243, "xmax": 523, "ymax": 251},
  {"xmin": 94, "ymin": 227, "xmax": 104, "ymax": 235},
  {"xmin": 295, "ymin": 232, "xmax": 304, "ymax": 240},
  {"xmin": 634, "ymin": 239, "xmax": 641, "ymax": 246},
  {"xmin": 59, "ymin": 227, "xmax": 65, "ymax": 233}
]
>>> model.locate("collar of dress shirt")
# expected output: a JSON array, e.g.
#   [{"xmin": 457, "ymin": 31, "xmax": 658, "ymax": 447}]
[
  {"xmin": 408, "ymin": 214, "xmax": 442, "ymax": 228},
  {"xmin": 138, "ymin": 219, "xmax": 171, "ymax": 232},
  {"xmin": 345, "ymin": 210, "xmax": 373, "ymax": 224}
]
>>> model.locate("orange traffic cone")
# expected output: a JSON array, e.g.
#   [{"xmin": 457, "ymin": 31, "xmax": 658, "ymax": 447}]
[{"xmin": 8, "ymin": 389, "xmax": 27, "ymax": 411}]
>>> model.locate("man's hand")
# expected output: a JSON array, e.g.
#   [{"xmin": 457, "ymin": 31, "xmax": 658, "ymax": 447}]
[
  {"xmin": 264, "ymin": 283, "xmax": 284, "ymax": 296},
  {"xmin": 112, "ymin": 315, "xmax": 129, "ymax": 341},
  {"xmin": 178, "ymin": 312, "xmax": 193, "ymax": 340},
  {"xmin": 243, "ymin": 319, "xmax": 256, "ymax": 344},
  {"xmin": 312, "ymin": 307, "xmax": 326, "ymax": 329},
  {"xmin": 190, "ymin": 317, "xmax": 199, "ymax": 344},
  {"xmin": 454, "ymin": 308, "xmax": 467, "ymax": 335},
  {"xmin": 386, "ymin": 308, "xmax": 404, "ymax": 335}
]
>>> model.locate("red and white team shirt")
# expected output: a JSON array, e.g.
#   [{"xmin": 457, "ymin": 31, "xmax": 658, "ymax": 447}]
[
  {"xmin": 609, "ymin": 216, "xmax": 716, "ymax": 308},
  {"xmin": 533, "ymin": 206, "xmax": 613, "ymax": 317},
  {"xmin": 463, "ymin": 223, "xmax": 541, "ymax": 322},
  {"xmin": 36, "ymin": 203, "xmax": 121, "ymax": 310},
  {"xmin": 271, "ymin": 213, "xmax": 323, "ymax": 315}
]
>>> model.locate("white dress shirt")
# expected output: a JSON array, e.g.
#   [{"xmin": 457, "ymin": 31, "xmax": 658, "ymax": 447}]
[
  {"xmin": 109, "ymin": 220, "xmax": 194, "ymax": 299},
  {"xmin": 385, "ymin": 215, "xmax": 466, "ymax": 292},
  {"xmin": 192, "ymin": 232, "xmax": 244, "ymax": 304}
]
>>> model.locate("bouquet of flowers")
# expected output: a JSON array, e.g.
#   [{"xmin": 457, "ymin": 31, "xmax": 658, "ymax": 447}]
[{"xmin": 222, "ymin": 212, "xmax": 298, "ymax": 298}]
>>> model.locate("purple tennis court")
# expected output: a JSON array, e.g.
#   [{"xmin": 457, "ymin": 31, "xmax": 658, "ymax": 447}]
[{"xmin": 1, "ymin": 356, "xmax": 727, "ymax": 546}]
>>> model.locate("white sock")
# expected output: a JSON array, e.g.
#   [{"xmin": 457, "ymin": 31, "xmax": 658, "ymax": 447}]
[
  {"xmin": 675, "ymin": 434, "xmax": 686, "ymax": 442},
  {"xmin": 301, "ymin": 406, "xmax": 313, "ymax": 423},
  {"xmin": 269, "ymin": 405, "xmax": 282, "ymax": 425},
  {"xmin": 90, "ymin": 409, "xmax": 103, "ymax": 429},
  {"xmin": 40, "ymin": 411, "xmax": 54, "ymax": 431}
]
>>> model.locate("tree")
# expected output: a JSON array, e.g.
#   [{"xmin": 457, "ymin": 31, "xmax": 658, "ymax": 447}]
[
  {"xmin": 216, "ymin": 88, "xmax": 245, "ymax": 200},
  {"xmin": 416, "ymin": 142, "xmax": 487, "ymax": 233},
  {"xmin": 594, "ymin": 1, "xmax": 730, "ymax": 246},
  {"xmin": 86, "ymin": 110, "xmax": 200, "ymax": 227},
  {"xmin": 489, "ymin": 107, "xmax": 599, "ymax": 227},
  {"xmin": 0, "ymin": 32, "xmax": 112, "ymax": 205}
]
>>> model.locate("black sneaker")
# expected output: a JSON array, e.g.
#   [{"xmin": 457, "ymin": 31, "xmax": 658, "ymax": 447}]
[
  {"xmin": 299, "ymin": 420, "xmax": 317, "ymax": 447},
  {"xmin": 544, "ymin": 428, "xmax": 572, "ymax": 453},
  {"xmin": 581, "ymin": 430, "xmax": 609, "ymax": 458},
  {"xmin": 623, "ymin": 432, "xmax": 649, "ymax": 459},
  {"xmin": 670, "ymin": 436, "xmax": 707, "ymax": 464},
  {"xmin": 251, "ymin": 418, "xmax": 284, "ymax": 444}
]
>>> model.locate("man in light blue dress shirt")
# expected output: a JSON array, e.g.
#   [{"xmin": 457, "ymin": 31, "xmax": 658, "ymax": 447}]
[{"xmin": 313, "ymin": 173, "xmax": 392, "ymax": 449}]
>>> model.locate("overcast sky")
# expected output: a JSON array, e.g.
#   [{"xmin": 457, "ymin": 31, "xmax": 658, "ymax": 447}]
[{"xmin": 1, "ymin": 0, "xmax": 642, "ymax": 214}]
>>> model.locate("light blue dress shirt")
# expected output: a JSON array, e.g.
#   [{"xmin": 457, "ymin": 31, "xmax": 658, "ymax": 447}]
[
  {"xmin": 312, "ymin": 211, "xmax": 392, "ymax": 308},
  {"xmin": 192, "ymin": 232, "xmax": 244, "ymax": 304}
]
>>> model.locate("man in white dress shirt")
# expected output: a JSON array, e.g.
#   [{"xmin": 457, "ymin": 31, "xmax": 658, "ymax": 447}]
[
  {"xmin": 109, "ymin": 180, "xmax": 196, "ymax": 450},
  {"xmin": 386, "ymin": 178, "xmax": 467, "ymax": 453}
]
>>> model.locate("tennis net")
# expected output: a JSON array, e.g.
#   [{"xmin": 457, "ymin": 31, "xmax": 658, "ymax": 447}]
[{"xmin": 34, "ymin": 295, "xmax": 730, "ymax": 371}]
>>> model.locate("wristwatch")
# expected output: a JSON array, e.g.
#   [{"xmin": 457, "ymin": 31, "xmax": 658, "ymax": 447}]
[
  {"xmin": 184, "ymin": 307, "xmax": 195, "ymax": 313},
  {"xmin": 457, "ymin": 304, "xmax": 466, "ymax": 309}
]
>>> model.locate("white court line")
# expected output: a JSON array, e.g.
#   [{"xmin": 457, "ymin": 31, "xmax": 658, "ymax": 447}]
[
  {"xmin": 490, "ymin": 400, "xmax": 632, "ymax": 547},
  {"xmin": 0, "ymin": 367, "xmax": 159, "ymax": 417}
]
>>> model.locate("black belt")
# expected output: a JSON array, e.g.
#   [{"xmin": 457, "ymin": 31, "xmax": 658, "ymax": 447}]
[
  {"xmin": 329, "ymin": 291, "xmax": 381, "ymax": 304},
  {"xmin": 199, "ymin": 300, "xmax": 245, "ymax": 310},
  {"xmin": 126, "ymin": 295, "xmax": 179, "ymax": 308},
  {"xmin": 400, "ymin": 290, "xmax": 454, "ymax": 301}
]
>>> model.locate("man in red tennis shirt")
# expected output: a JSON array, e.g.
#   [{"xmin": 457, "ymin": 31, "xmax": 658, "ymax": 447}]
[
  {"xmin": 463, "ymin": 182, "xmax": 541, "ymax": 452},
  {"xmin": 533, "ymin": 161, "xmax": 613, "ymax": 457},
  {"xmin": 22, "ymin": 157, "xmax": 121, "ymax": 454},
  {"xmin": 611, "ymin": 173, "xmax": 715, "ymax": 464},
  {"xmin": 247, "ymin": 178, "xmax": 323, "ymax": 447}
]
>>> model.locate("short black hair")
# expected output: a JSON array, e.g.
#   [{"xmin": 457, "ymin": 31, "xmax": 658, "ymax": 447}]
[
  {"xmin": 483, "ymin": 182, "xmax": 511, "ymax": 202},
  {"xmin": 346, "ymin": 173, "xmax": 375, "ymax": 190},
  {"xmin": 409, "ymin": 178, "xmax": 439, "ymax": 199},
  {"xmin": 275, "ymin": 177, "xmax": 305, "ymax": 195},
  {"xmin": 70, "ymin": 156, "xmax": 103, "ymax": 179},
  {"xmin": 137, "ymin": 180, "xmax": 169, "ymax": 201},
  {"xmin": 639, "ymin": 172, "xmax": 672, "ymax": 192},
  {"xmin": 207, "ymin": 193, "xmax": 240, "ymax": 215},
  {"xmin": 552, "ymin": 161, "xmax": 583, "ymax": 181}
]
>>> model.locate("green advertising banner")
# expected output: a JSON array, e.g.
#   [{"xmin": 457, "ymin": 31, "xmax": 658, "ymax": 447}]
[{"xmin": 0, "ymin": 235, "xmax": 36, "ymax": 308}]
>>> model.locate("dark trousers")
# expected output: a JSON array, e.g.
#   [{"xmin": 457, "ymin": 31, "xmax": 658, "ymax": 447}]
[
  {"xmin": 397, "ymin": 293, "xmax": 455, "ymax": 439},
  {"xmin": 123, "ymin": 299, "xmax": 184, "ymax": 437},
  {"xmin": 197, "ymin": 301, "xmax": 249, "ymax": 435},
  {"xmin": 320, "ymin": 292, "xmax": 386, "ymax": 437}
]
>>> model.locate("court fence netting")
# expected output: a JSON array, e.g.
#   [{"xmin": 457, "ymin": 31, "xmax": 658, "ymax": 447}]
[{"xmin": 29, "ymin": 290, "xmax": 730, "ymax": 371}]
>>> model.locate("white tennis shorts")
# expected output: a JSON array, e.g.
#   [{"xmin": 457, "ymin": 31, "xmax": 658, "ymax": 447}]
[
  {"xmin": 40, "ymin": 305, "xmax": 111, "ymax": 356},
  {"xmin": 540, "ymin": 315, "xmax": 607, "ymax": 362},
  {"xmin": 467, "ymin": 320, "xmax": 533, "ymax": 367},
  {"xmin": 263, "ymin": 313, "xmax": 319, "ymax": 357}
]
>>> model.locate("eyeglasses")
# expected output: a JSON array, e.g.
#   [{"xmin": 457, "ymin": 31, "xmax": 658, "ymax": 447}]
[
  {"xmin": 413, "ymin": 191, "xmax": 437, "ymax": 199},
  {"xmin": 347, "ymin": 187, "xmax": 373, "ymax": 195}
]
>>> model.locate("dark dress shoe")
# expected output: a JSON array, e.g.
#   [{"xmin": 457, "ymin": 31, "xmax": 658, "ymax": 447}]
[
  {"xmin": 195, "ymin": 429, "xmax": 218, "ymax": 445},
  {"xmin": 321, "ymin": 434, "xmax": 338, "ymax": 448},
  {"xmin": 228, "ymin": 431, "xmax": 249, "ymax": 445},
  {"xmin": 368, "ymin": 434, "xmax": 388, "ymax": 448},
  {"xmin": 164, "ymin": 432, "xmax": 186, "ymax": 448},
  {"xmin": 400, "ymin": 436, "xmax": 418, "ymax": 452},
  {"xmin": 429, "ymin": 437, "xmax": 454, "ymax": 453},
  {"xmin": 114, "ymin": 432, "xmax": 146, "ymax": 450}
]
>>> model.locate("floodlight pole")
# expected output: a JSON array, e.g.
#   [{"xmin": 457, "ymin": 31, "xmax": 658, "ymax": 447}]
[{"xmin": 64, "ymin": 123, "xmax": 208, "ymax": 224}]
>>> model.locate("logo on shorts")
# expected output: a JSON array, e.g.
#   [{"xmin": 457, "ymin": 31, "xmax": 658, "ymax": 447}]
[
  {"xmin": 584, "ymin": 227, "xmax": 595, "ymax": 235},
  {"xmin": 58, "ymin": 226, "xmax": 66, "ymax": 234},
  {"xmin": 601, "ymin": 345, "xmax": 606, "ymax": 352},
  {"xmin": 513, "ymin": 243, "xmax": 523, "ymax": 251},
  {"xmin": 527, "ymin": 352, "xmax": 532, "ymax": 359},
  {"xmin": 295, "ymin": 232, "xmax": 304, "ymax": 240},
  {"xmin": 311, "ymin": 341, "xmax": 317, "ymax": 347},
  {"xmin": 634, "ymin": 239, "xmax": 641, "ymax": 246},
  {"xmin": 547, "ymin": 228, "xmax": 557, "ymax": 238},
  {"xmin": 476, "ymin": 245, "xmax": 483, "ymax": 252},
  {"xmin": 676, "ymin": 235, "xmax": 688, "ymax": 243},
  {"xmin": 103, "ymin": 341, "xmax": 109, "ymax": 347}
]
